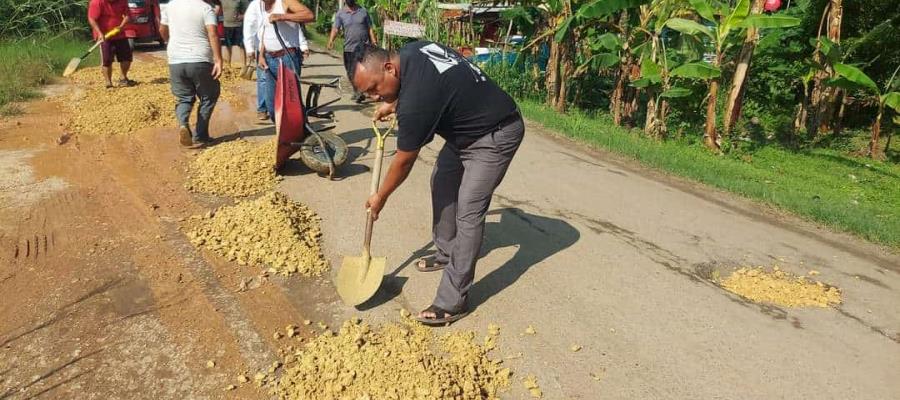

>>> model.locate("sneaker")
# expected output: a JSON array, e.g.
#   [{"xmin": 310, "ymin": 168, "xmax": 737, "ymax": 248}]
[
  {"xmin": 178, "ymin": 126, "xmax": 193, "ymax": 147},
  {"xmin": 257, "ymin": 111, "xmax": 269, "ymax": 120}
]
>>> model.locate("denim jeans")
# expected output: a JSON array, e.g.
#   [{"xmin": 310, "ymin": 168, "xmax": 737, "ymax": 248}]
[
  {"xmin": 263, "ymin": 51, "xmax": 302, "ymax": 122},
  {"xmin": 256, "ymin": 65, "xmax": 267, "ymax": 113},
  {"xmin": 169, "ymin": 62, "xmax": 220, "ymax": 140}
]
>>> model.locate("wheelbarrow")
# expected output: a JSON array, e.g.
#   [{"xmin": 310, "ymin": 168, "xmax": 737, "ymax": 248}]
[{"xmin": 271, "ymin": 23, "xmax": 348, "ymax": 179}]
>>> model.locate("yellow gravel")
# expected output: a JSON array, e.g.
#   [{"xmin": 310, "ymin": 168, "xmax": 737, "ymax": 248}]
[
  {"xmin": 720, "ymin": 266, "xmax": 842, "ymax": 308},
  {"xmin": 276, "ymin": 317, "xmax": 512, "ymax": 400},
  {"xmin": 186, "ymin": 139, "xmax": 277, "ymax": 197},
  {"xmin": 65, "ymin": 60, "xmax": 241, "ymax": 136},
  {"xmin": 186, "ymin": 192, "xmax": 327, "ymax": 276}
]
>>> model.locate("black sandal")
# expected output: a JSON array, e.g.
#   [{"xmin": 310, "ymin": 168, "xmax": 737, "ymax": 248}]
[
  {"xmin": 415, "ymin": 255, "xmax": 446, "ymax": 272},
  {"xmin": 413, "ymin": 304, "xmax": 469, "ymax": 326},
  {"xmin": 119, "ymin": 79, "xmax": 137, "ymax": 87}
]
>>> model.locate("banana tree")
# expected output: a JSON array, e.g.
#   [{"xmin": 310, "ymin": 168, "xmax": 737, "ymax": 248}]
[
  {"xmin": 828, "ymin": 63, "xmax": 900, "ymax": 158},
  {"xmin": 538, "ymin": 0, "xmax": 651, "ymax": 112},
  {"xmin": 665, "ymin": 0, "xmax": 799, "ymax": 151},
  {"xmin": 630, "ymin": 0, "xmax": 696, "ymax": 139},
  {"xmin": 807, "ymin": 0, "xmax": 843, "ymax": 138}
]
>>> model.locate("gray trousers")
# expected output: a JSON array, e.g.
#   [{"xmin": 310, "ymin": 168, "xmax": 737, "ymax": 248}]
[
  {"xmin": 431, "ymin": 114, "xmax": 525, "ymax": 312},
  {"xmin": 169, "ymin": 62, "xmax": 220, "ymax": 140}
]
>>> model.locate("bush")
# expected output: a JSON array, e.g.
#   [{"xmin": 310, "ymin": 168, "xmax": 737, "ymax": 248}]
[{"xmin": 0, "ymin": 0, "xmax": 88, "ymax": 39}]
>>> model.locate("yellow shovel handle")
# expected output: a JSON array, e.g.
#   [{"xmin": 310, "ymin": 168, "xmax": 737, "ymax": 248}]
[
  {"xmin": 104, "ymin": 27, "xmax": 122, "ymax": 39},
  {"xmin": 371, "ymin": 120, "xmax": 395, "ymax": 149}
]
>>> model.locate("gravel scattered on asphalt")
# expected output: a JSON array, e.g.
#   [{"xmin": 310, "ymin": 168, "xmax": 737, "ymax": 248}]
[
  {"xmin": 720, "ymin": 266, "xmax": 842, "ymax": 307},
  {"xmin": 275, "ymin": 317, "xmax": 512, "ymax": 400}
]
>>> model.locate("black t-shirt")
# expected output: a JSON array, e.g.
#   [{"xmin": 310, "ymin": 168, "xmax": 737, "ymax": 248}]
[{"xmin": 395, "ymin": 41, "xmax": 518, "ymax": 151}]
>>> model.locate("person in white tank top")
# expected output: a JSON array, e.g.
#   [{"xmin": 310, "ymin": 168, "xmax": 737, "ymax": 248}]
[{"xmin": 254, "ymin": 0, "xmax": 314, "ymax": 122}]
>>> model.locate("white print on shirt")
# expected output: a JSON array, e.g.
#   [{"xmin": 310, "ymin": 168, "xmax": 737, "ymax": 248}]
[{"xmin": 419, "ymin": 43, "xmax": 486, "ymax": 82}]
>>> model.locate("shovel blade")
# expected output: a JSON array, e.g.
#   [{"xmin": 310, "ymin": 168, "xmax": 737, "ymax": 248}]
[
  {"xmin": 62, "ymin": 58, "xmax": 81, "ymax": 77},
  {"xmin": 336, "ymin": 255, "xmax": 386, "ymax": 306},
  {"xmin": 240, "ymin": 65, "xmax": 255, "ymax": 80}
]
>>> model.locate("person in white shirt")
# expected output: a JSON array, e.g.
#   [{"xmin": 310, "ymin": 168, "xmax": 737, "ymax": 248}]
[
  {"xmin": 160, "ymin": 0, "xmax": 224, "ymax": 147},
  {"xmin": 243, "ymin": 0, "xmax": 269, "ymax": 120},
  {"xmin": 244, "ymin": 0, "xmax": 311, "ymax": 121},
  {"xmin": 254, "ymin": 0, "xmax": 314, "ymax": 122}
]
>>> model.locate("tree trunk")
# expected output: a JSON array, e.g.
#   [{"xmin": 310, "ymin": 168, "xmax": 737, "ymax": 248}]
[
  {"xmin": 644, "ymin": 35, "xmax": 666, "ymax": 139},
  {"xmin": 553, "ymin": 38, "xmax": 574, "ymax": 113},
  {"xmin": 645, "ymin": 92, "xmax": 659, "ymax": 137},
  {"xmin": 807, "ymin": 0, "xmax": 843, "ymax": 138},
  {"xmin": 868, "ymin": 105, "xmax": 884, "ymax": 158},
  {"xmin": 610, "ymin": 9, "xmax": 630, "ymax": 125},
  {"xmin": 833, "ymin": 90, "xmax": 846, "ymax": 136},
  {"xmin": 705, "ymin": 77, "xmax": 721, "ymax": 150},
  {"xmin": 612, "ymin": 62, "xmax": 627, "ymax": 125},
  {"xmin": 723, "ymin": 0, "xmax": 765, "ymax": 137},
  {"xmin": 546, "ymin": 36, "xmax": 561, "ymax": 108},
  {"xmin": 624, "ymin": 77, "xmax": 640, "ymax": 128},
  {"xmin": 556, "ymin": 35, "xmax": 574, "ymax": 113}
]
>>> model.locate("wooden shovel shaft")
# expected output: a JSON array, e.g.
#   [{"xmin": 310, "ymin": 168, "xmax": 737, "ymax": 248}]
[
  {"xmin": 82, "ymin": 40, "xmax": 104, "ymax": 59},
  {"xmin": 362, "ymin": 146, "xmax": 385, "ymax": 258}
]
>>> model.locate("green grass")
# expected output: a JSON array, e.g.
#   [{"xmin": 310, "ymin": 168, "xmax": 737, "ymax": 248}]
[
  {"xmin": 517, "ymin": 99, "xmax": 900, "ymax": 249},
  {"xmin": 0, "ymin": 36, "xmax": 94, "ymax": 112}
]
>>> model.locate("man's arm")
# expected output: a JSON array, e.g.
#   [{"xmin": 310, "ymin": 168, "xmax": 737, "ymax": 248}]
[
  {"xmin": 327, "ymin": 25, "xmax": 339, "ymax": 50},
  {"xmin": 87, "ymin": 0, "xmax": 104, "ymax": 40},
  {"xmin": 242, "ymin": 3, "xmax": 259, "ymax": 56},
  {"xmin": 270, "ymin": 0, "xmax": 314, "ymax": 23},
  {"xmin": 366, "ymin": 13, "xmax": 377, "ymax": 46},
  {"xmin": 206, "ymin": 24, "xmax": 224, "ymax": 79},
  {"xmin": 88, "ymin": 17, "xmax": 104, "ymax": 41},
  {"xmin": 159, "ymin": 24, "xmax": 169, "ymax": 42},
  {"xmin": 159, "ymin": 7, "xmax": 169, "ymax": 43},
  {"xmin": 366, "ymin": 149, "xmax": 419, "ymax": 220}
]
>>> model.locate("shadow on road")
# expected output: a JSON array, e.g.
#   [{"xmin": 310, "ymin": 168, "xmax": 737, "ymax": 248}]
[{"xmin": 361, "ymin": 207, "xmax": 579, "ymax": 311}]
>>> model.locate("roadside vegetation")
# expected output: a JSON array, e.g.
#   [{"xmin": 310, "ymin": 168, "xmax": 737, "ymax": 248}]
[
  {"xmin": 0, "ymin": 36, "xmax": 93, "ymax": 115},
  {"xmin": 0, "ymin": 1, "xmax": 90, "ymax": 115}
]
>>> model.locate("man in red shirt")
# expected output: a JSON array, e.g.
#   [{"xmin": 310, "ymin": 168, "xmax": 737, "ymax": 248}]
[{"xmin": 87, "ymin": 0, "xmax": 135, "ymax": 88}]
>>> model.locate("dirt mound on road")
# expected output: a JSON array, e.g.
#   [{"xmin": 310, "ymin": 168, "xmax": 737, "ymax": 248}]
[
  {"xmin": 275, "ymin": 317, "xmax": 512, "ymax": 400},
  {"xmin": 720, "ymin": 267, "xmax": 842, "ymax": 308},
  {"xmin": 186, "ymin": 139, "xmax": 277, "ymax": 197},
  {"xmin": 186, "ymin": 192, "xmax": 327, "ymax": 276},
  {"xmin": 64, "ymin": 61, "xmax": 240, "ymax": 136}
]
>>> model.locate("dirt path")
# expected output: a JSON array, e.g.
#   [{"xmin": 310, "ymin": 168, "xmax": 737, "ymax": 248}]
[
  {"xmin": 0, "ymin": 58, "xmax": 330, "ymax": 399},
  {"xmin": 1, "ymin": 46, "xmax": 899, "ymax": 400}
]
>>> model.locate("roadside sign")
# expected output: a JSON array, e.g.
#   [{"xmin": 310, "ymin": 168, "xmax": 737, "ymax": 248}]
[{"xmin": 384, "ymin": 20, "xmax": 425, "ymax": 38}]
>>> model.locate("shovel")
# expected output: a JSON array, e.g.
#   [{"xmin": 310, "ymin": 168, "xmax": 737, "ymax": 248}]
[
  {"xmin": 63, "ymin": 19, "xmax": 128, "ymax": 77},
  {"xmin": 336, "ymin": 120, "xmax": 395, "ymax": 306},
  {"xmin": 240, "ymin": 60, "xmax": 256, "ymax": 80}
]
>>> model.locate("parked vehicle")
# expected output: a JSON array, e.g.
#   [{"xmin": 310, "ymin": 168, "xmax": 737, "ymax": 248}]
[{"xmin": 124, "ymin": 0, "xmax": 164, "ymax": 47}]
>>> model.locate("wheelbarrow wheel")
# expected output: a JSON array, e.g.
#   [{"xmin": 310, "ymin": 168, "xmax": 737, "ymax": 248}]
[{"xmin": 299, "ymin": 131, "xmax": 348, "ymax": 175}]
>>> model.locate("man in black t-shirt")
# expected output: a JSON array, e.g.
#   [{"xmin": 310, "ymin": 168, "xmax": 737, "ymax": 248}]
[{"xmin": 351, "ymin": 42, "xmax": 525, "ymax": 325}]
